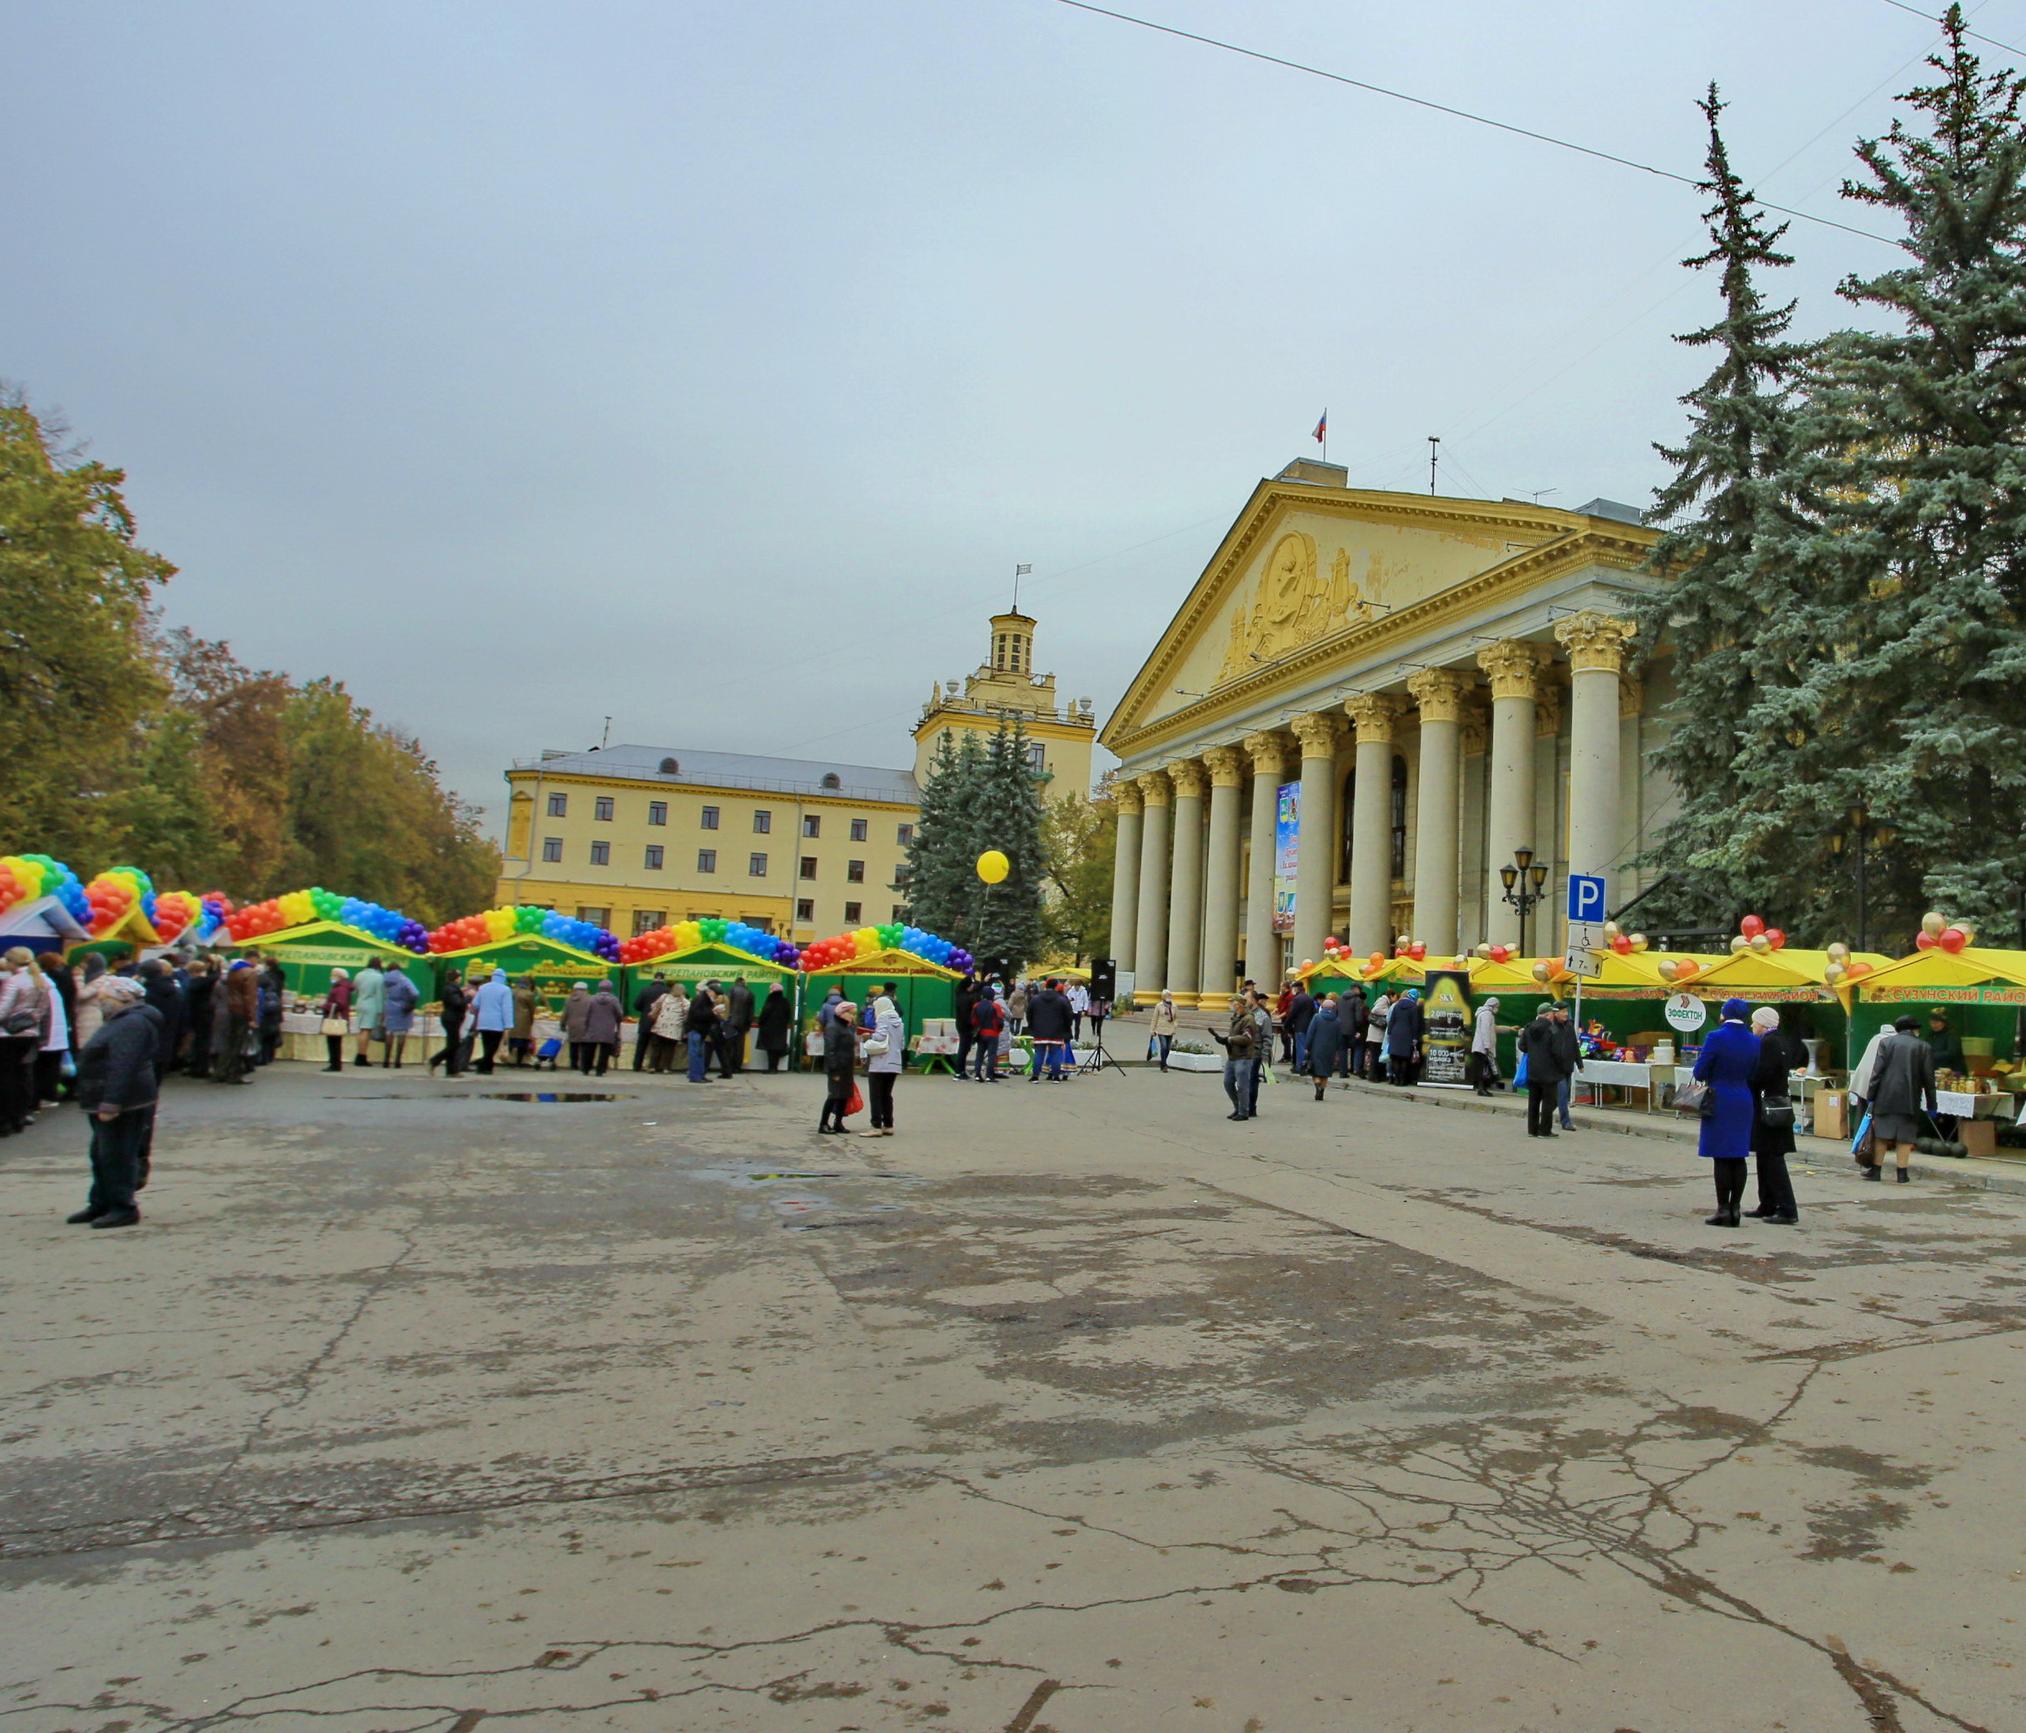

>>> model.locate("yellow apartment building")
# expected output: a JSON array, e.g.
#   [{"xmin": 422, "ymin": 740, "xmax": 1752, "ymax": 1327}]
[
  {"xmin": 497, "ymin": 747, "xmax": 920, "ymax": 942},
  {"xmin": 496, "ymin": 608, "xmax": 1099, "ymax": 941}
]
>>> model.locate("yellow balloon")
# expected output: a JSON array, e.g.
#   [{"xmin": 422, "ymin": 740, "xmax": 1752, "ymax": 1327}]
[{"xmin": 976, "ymin": 849, "xmax": 1010, "ymax": 885}]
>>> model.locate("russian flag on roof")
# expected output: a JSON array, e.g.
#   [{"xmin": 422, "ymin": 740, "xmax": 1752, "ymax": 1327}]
[{"xmin": 1313, "ymin": 409, "xmax": 1327, "ymax": 443}]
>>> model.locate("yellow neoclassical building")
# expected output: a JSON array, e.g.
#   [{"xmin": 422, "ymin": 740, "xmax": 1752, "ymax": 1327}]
[
  {"xmin": 496, "ymin": 611, "xmax": 1096, "ymax": 940},
  {"xmin": 1101, "ymin": 458, "xmax": 1670, "ymax": 1001}
]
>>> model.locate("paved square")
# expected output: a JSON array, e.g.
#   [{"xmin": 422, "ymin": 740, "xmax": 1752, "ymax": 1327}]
[{"xmin": 2, "ymin": 1064, "xmax": 2020, "ymax": 1731}]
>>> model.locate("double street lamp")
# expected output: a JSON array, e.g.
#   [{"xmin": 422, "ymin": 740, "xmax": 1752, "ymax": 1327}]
[{"xmin": 1499, "ymin": 847, "xmax": 1551, "ymax": 956}]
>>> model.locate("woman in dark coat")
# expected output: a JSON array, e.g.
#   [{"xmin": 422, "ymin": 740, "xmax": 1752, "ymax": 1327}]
[
  {"xmin": 1692, "ymin": 998, "xmax": 1760, "ymax": 1226},
  {"xmin": 183, "ymin": 957, "xmax": 215, "ymax": 1077},
  {"xmin": 1304, "ymin": 996, "xmax": 1345, "ymax": 1100},
  {"xmin": 1746, "ymin": 1007, "xmax": 1802, "ymax": 1224},
  {"xmin": 817, "ymin": 1000, "xmax": 859, "ymax": 1132},
  {"xmin": 1384, "ymin": 988, "xmax": 1424, "ymax": 1085},
  {"xmin": 257, "ymin": 958, "xmax": 287, "ymax": 1063},
  {"xmin": 755, "ymin": 984, "xmax": 794, "ymax": 1072},
  {"xmin": 683, "ymin": 988, "xmax": 719, "ymax": 1083}
]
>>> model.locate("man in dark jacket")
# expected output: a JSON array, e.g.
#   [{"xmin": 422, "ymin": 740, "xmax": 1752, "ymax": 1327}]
[
  {"xmin": 69, "ymin": 977, "xmax": 161, "ymax": 1228},
  {"xmin": 1550, "ymin": 1004, "xmax": 1584, "ymax": 1130},
  {"xmin": 140, "ymin": 959, "xmax": 184, "ymax": 1082},
  {"xmin": 1286, "ymin": 986, "xmax": 1317, "ymax": 1073},
  {"xmin": 1922, "ymin": 1010, "xmax": 1966, "ymax": 1076},
  {"xmin": 952, "ymin": 976, "xmax": 980, "ymax": 1080},
  {"xmin": 725, "ymin": 976, "xmax": 756, "ymax": 1073},
  {"xmin": 1517, "ymin": 1002, "xmax": 1567, "ymax": 1138},
  {"xmin": 1025, "ymin": 979, "xmax": 1072, "ymax": 1082},
  {"xmin": 632, "ymin": 974, "xmax": 668, "ymax": 1071},
  {"xmin": 1344, "ymin": 989, "xmax": 1369, "ymax": 1077}
]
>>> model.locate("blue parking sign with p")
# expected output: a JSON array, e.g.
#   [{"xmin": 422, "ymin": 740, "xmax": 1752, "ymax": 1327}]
[{"xmin": 1568, "ymin": 873, "xmax": 1606, "ymax": 923}]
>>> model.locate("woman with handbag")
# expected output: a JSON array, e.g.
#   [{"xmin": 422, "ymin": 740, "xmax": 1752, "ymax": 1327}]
[
  {"xmin": 1746, "ymin": 1006, "xmax": 1801, "ymax": 1225},
  {"xmin": 0, "ymin": 948, "xmax": 51, "ymax": 1136},
  {"xmin": 818, "ymin": 999, "xmax": 860, "ymax": 1133},
  {"xmin": 1691, "ymin": 998, "xmax": 1760, "ymax": 1226},
  {"xmin": 862, "ymin": 989, "xmax": 904, "ymax": 1135},
  {"xmin": 319, "ymin": 970, "xmax": 353, "ymax": 1072}
]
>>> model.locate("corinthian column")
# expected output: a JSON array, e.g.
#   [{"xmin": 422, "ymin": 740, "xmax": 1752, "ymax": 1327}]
[
  {"xmin": 1289, "ymin": 711, "xmax": 1344, "ymax": 972},
  {"xmin": 1200, "ymin": 746, "xmax": 1245, "ymax": 1001},
  {"xmin": 1344, "ymin": 693, "xmax": 1404, "ymax": 955},
  {"xmin": 1164, "ymin": 760, "xmax": 1207, "ymax": 998},
  {"xmin": 1406, "ymin": 668, "xmax": 1473, "ymax": 955},
  {"xmin": 1108, "ymin": 781, "xmax": 1143, "ymax": 970},
  {"xmin": 1476, "ymin": 641, "xmax": 1547, "ymax": 949},
  {"xmin": 1556, "ymin": 611, "xmax": 1638, "ymax": 930},
  {"xmin": 1241, "ymin": 732, "xmax": 1289, "ymax": 988},
  {"xmin": 1132, "ymin": 771, "xmax": 1172, "ymax": 991}
]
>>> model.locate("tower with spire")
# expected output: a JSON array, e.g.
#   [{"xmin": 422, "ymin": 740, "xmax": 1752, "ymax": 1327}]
[{"xmin": 913, "ymin": 604, "xmax": 1095, "ymax": 797}]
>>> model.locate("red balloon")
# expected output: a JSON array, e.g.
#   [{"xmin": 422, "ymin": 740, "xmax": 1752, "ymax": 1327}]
[
  {"xmin": 1611, "ymin": 933, "xmax": 1633, "ymax": 954},
  {"xmin": 1408, "ymin": 942, "xmax": 1426, "ymax": 961},
  {"xmin": 1940, "ymin": 926, "xmax": 1968, "ymax": 954},
  {"xmin": 1766, "ymin": 927, "xmax": 1786, "ymax": 950},
  {"xmin": 1916, "ymin": 931, "xmax": 1937, "ymax": 950},
  {"xmin": 1740, "ymin": 914, "xmax": 1765, "ymax": 938}
]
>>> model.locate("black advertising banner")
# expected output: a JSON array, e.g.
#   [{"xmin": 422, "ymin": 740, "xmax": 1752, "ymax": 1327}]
[{"xmin": 1422, "ymin": 969, "xmax": 1473, "ymax": 1087}]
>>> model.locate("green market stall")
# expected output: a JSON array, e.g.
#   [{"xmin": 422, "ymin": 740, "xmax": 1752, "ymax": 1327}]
[
  {"xmin": 428, "ymin": 933, "xmax": 612, "ymax": 1015},
  {"xmin": 623, "ymin": 943, "xmax": 801, "ymax": 1064},
  {"xmin": 218, "ymin": 921, "xmax": 434, "ymax": 1000},
  {"xmin": 800, "ymin": 947, "xmax": 961, "ymax": 1050}
]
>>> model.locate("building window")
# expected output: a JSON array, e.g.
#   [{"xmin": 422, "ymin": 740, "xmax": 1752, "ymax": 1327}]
[
  {"xmin": 700, "ymin": 806, "xmax": 719, "ymax": 830},
  {"xmin": 745, "ymin": 917, "xmax": 773, "ymax": 934},
  {"xmin": 803, "ymin": 814, "xmax": 821, "ymax": 837},
  {"xmin": 658, "ymin": 755, "xmax": 680, "ymax": 774},
  {"xmin": 589, "ymin": 841, "xmax": 610, "ymax": 866},
  {"xmin": 850, "ymin": 817, "xmax": 868, "ymax": 842},
  {"xmin": 1027, "ymin": 742, "xmax": 1046, "ymax": 772},
  {"xmin": 632, "ymin": 910, "xmax": 665, "ymax": 937},
  {"xmin": 748, "ymin": 852, "xmax": 768, "ymax": 877},
  {"xmin": 821, "ymin": 772, "xmax": 842, "ymax": 789},
  {"xmin": 576, "ymin": 906, "xmax": 610, "ymax": 926},
  {"xmin": 645, "ymin": 845, "xmax": 664, "ymax": 871},
  {"xmin": 1340, "ymin": 768, "xmax": 1357, "ymax": 882},
  {"xmin": 800, "ymin": 856, "xmax": 817, "ymax": 881},
  {"xmin": 844, "ymin": 901, "xmax": 862, "ymax": 923},
  {"xmin": 847, "ymin": 860, "xmax": 865, "ymax": 883},
  {"xmin": 753, "ymin": 810, "xmax": 772, "ymax": 834},
  {"xmin": 1391, "ymin": 755, "xmax": 1409, "ymax": 880},
  {"xmin": 796, "ymin": 898, "xmax": 815, "ymax": 923},
  {"xmin": 648, "ymin": 801, "xmax": 667, "ymax": 826},
  {"xmin": 698, "ymin": 849, "xmax": 717, "ymax": 874},
  {"xmin": 547, "ymin": 792, "xmax": 567, "ymax": 818},
  {"xmin": 995, "ymin": 634, "xmax": 1006, "ymax": 669},
  {"xmin": 898, "ymin": 823, "xmax": 914, "ymax": 845},
  {"xmin": 594, "ymin": 796, "xmax": 614, "ymax": 822},
  {"xmin": 541, "ymin": 837, "xmax": 563, "ymax": 863},
  {"xmin": 894, "ymin": 863, "xmax": 912, "ymax": 889}
]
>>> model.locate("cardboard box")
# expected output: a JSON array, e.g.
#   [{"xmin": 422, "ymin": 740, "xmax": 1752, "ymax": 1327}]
[
  {"xmin": 1813, "ymin": 1090, "xmax": 1850, "ymax": 1141},
  {"xmin": 1959, "ymin": 1117, "xmax": 1997, "ymax": 1158}
]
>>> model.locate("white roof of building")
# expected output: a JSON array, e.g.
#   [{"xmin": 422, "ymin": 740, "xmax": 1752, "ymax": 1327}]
[{"xmin": 516, "ymin": 745, "xmax": 919, "ymax": 806}]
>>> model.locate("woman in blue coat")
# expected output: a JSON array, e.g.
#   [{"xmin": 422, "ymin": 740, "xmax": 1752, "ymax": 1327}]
[{"xmin": 1692, "ymin": 998, "xmax": 1760, "ymax": 1226}]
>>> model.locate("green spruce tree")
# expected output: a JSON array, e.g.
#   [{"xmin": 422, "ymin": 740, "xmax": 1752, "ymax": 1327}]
[
  {"xmin": 901, "ymin": 729, "xmax": 987, "ymax": 941},
  {"xmin": 1635, "ymin": 85, "xmax": 1811, "ymax": 928},
  {"xmin": 1764, "ymin": 9, "xmax": 2026, "ymax": 942},
  {"xmin": 972, "ymin": 718, "xmax": 1045, "ymax": 968}
]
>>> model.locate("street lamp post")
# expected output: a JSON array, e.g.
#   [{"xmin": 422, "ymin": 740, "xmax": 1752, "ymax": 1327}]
[{"xmin": 1498, "ymin": 846, "xmax": 1551, "ymax": 956}]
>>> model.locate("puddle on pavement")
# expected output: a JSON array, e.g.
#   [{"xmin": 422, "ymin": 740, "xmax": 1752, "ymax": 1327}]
[{"xmin": 321, "ymin": 1092, "xmax": 631, "ymax": 1104}]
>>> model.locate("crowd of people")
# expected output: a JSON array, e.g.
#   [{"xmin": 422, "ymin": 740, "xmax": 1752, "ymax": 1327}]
[{"xmin": 949, "ymin": 974, "xmax": 1103, "ymax": 1083}]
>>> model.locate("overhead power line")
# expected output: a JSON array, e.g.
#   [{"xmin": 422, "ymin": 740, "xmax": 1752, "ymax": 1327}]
[
  {"xmin": 1878, "ymin": 0, "xmax": 2025, "ymax": 58},
  {"xmin": 1049, "ymin": 0, "xmax": 1898, "ymax": 245}
]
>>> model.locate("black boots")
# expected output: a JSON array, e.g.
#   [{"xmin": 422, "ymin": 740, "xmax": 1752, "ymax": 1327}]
[
  {"xmin": 1863, "ymin": 1164, "xmax": 1882, "ymax": 1181},
  {"xmin": 1897, "ymin": 1167, "xmax": 1910, "ymax": 1184}
]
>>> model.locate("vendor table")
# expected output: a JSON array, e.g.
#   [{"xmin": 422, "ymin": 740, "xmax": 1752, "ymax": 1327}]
[
  {"xmin": 912, "ymin": 1033, "xmax": 960, "ymax": 1076},
  {"xmin": 1574, "ymin": 1059, "xmax": 1675, "ymax": 1111}
]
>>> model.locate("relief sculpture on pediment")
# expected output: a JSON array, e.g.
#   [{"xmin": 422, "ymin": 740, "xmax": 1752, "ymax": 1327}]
[{"xmin": 1218, "ymin": 533, "xmax": 1373, "ymax": 681}]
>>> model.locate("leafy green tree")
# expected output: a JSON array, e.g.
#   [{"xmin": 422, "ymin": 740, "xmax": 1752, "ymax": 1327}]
[
  {"xmin": 1041, "ymin": 789, "xmax": 1115, "ymax": 964},
  {"xmin": 0, "ymin": 392, "xmax": 173, "ymax": 862},
  {"xmin": 1757, "ymin": 10, "xmax": 2026, "ymax": 942}
]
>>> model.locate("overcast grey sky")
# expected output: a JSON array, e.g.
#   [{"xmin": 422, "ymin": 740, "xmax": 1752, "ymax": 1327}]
[{"xmin": 9, "ymin": 0, "xmax": 2014, "ymax": 829}]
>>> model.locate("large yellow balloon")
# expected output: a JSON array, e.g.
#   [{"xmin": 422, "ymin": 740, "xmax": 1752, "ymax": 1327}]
[{"xmin": 976, "ymin": 849, "xmax": 1010, "ymax": 885}]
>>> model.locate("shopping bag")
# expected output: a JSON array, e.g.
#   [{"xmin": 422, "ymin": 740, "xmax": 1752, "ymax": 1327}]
[
  {"xmin": 845, "ymin": 1082, "xmax": 865, "ymax": 1118},
  {"xmin": 1851, "ymin": 1111, "xmax": 1875, "ymax": 1158},
  {"xmin": 1513, "ymin": 1052, "xmax": 1529, "ymax": 1088},
  {"xmin": 1673, "ymin": 1079, "xmax": 1712, "ymax": 1117}
]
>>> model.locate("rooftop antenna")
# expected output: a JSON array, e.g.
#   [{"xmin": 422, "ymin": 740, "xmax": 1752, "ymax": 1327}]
[
  {"xmin": 1013, "ymin": 562, "xmax": 1031, "ymax": 611},
  {"xmin": 1530, "ymin": 487, "xmax": 1557, "ymax": 505},
  {"xmin": 1428, "ymin": 436, "xmax": 1441, "ymax": 497},
  {"xmin": 600, "ymin": 715, "xmax": 612, "ymax": 750}
]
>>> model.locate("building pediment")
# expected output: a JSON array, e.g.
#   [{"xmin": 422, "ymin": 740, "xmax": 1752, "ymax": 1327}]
[{"xmin": 1102, "ymin": 481, "xmax": 1654, "ymax": 750}]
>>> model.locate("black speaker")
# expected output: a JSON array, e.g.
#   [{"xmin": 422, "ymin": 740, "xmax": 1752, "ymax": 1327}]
[
  {"xmin": 1090, "ymin": 958, "xmax": 1117, "ymax": 1001},
  {"xmin": 975, "ymin": 956, "xmax": 1011, "ymax": 985}
]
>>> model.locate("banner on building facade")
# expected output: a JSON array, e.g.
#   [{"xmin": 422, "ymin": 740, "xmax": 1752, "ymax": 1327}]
[
  {"xmin": 1273, "ymin": 781, "xmax": 1299, "ymax": 933},
  {"xmin": 1421, "ymin": 968, "xmax": 1473, "ymax": 1087}
]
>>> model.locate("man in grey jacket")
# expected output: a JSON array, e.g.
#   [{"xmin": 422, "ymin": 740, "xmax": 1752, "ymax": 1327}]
[{"xmin": 1864, "ymin": 1014, "xmax": 1938, "ymax": 1184}]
